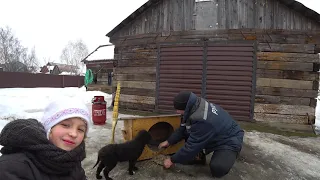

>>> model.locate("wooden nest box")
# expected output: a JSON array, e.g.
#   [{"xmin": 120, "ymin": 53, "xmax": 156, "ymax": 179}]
[{"xmin": 119, "ymin": 114, "xmax": 184, "ymax": 161}]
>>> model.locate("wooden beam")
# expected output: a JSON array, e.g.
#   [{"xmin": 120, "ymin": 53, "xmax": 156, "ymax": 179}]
[
  {"xmin": 254, "ymin": 113, "xmax": 309, "ymax": 124},
  {"xmin": 258, "ymin": 43, "xmax": 315, "ymax": 53},
  {"xmin": 113, "ymin": 80, "xmax": 156, "ymax": 90},
  {"xmin": 113, "ymin": 38, "xmax": 158, "ymax": 46},
  {"xmin": 254, "ymin": 103, "xmax": 315, "ymax": 116},
  {"xmin": 256, "ymin": 87, "xmax": 318, "ymax": 98},
  {"xmin": 119, "ymin": 101, "xmax": 155, "ymax": 112},
  {"xmin": 121, "ymin": 87, "xmax": 156, "ymax": 97},
  {"xmin": 115, "ymin": 73, "xmax": 156, "ymax": 82},
  {"xmin": 256, "ymin": 78, "xmax": 314, "ymax": 89},
  {"xmin": 315, "ymin": 44, "xmax": 320, "ymax": 53},
  {"xmin": 114, "ymin": 67, "xmax": 156, "ymax": 74},
  {"xmin": 120, "ymin": 94, "xmax": 155, "ymax": 105},
  {"xmin": 256, "ymin": 69, "xmax": 318, "ymax": 81},
  {"xmin": 257, "ymin": 52, "xmax": 319, "ymax": 63},
  {"xmin": 255, "ymin": 95, "xmax": 311, "ymax": 106},
  {"xmin": 256, "ymin": 34, "xmax": 306, "ymax": 44},
  {"xmin": 117, "ymin": 52, "xmax": 157, "ymax": 60},
  {"xmin": 257, "ymin": 61, "xmax": 314, "ymax": 71},
  {"xmin": 117, "ymin": 58, "xmax": 157, "ymax": 67}
]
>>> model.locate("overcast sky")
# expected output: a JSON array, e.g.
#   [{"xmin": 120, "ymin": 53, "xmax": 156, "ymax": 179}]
[{"xmin": 0, "ymin": 0, "xmax": 319, "ymax": 65}]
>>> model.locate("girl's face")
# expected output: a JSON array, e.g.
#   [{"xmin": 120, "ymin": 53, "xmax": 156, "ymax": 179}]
[{"xmin": 49, "ymin": 117, "xmax": 87, "ymax": 151}]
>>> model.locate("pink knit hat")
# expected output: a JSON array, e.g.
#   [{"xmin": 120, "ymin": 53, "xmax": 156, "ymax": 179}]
[{"xmin": 41, "ymin": 97, "xmax": 91, "ymax": 138}]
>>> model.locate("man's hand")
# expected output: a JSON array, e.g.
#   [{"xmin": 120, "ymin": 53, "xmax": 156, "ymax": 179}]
[
  {"xmin": 163, "ymin": 158, "xmax": 174, "ymax": 169},
  {"xmin": 158, "ymin": 140, "xmax": 170, "ymax": 149}
]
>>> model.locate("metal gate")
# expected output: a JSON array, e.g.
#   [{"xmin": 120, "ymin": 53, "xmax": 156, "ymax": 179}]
[
  {"xmin": 156, "ymin": 44, "xmax": 204, "ymax": 112},
  {"xmin": 156, "ymin": 41, "xmax": 256, "ymax": 121},
  {"xmin": 205, "ymin": 43, "xmax": 255, "ymax": 121}
]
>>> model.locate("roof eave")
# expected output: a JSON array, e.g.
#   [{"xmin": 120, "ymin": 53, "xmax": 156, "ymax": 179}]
[
  {"xmin": 106, "ymin": 0, "xmax": 160, "ymax": 38},
  {"xmin": 106, "ymin": 0, "xmax": 320, "ymax": 38}
]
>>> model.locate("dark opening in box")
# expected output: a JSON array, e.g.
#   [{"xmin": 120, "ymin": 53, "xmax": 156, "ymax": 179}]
[{"xmin": 147, "ymin": 122, "xmax": 174, "ymax": 151}]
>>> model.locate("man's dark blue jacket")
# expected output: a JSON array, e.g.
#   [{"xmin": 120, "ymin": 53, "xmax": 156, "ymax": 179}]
[{"xmin": 167, "ymin": 92, "xmax": 244, "ymax": 164}]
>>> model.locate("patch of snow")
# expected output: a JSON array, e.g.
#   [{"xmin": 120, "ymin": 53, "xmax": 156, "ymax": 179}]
[{"xmin": 245, "ymin": 131, "xmax": 320, "ymax": 179}]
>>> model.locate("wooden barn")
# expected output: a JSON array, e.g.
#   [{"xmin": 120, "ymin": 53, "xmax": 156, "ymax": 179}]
[
  {"xmin": 82, "ymin": 45, "xmax": 116, "ymax": 93},
  {"xmin": 106, "ymin": 0, "xmax": 320, "ymax": 125}
]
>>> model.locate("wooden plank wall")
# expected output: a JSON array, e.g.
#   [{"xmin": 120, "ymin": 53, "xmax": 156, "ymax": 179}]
[
  {"xmin": 255, "ymin": 46, "xmax": 319, "ymax": 124},
  {"xmin": 195, "ymin": 0, "xmax": 320, "ymax": 30},
  {"xmin": 111, "ymin": 29, "xmax": 320, "ymax": 124},
  {"xmin": 113, "ymin": 45, "xmax": 158, "ymax": 111},
  {"xmin": 114, "ymin": 0, "xmax": 195, "ymax": 37},
  {"xmin": 112, "ymin": 0, "xmax": 320, "ymax": 38}
]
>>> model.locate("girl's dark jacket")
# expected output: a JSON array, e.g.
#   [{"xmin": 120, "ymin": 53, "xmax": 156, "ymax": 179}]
[
  {"xmin": 0, "ymin": 119, "xmax": 87, "ymax": 180},
  {"xmin": 167, "ymin": 93, "xmax": 245, "ymax": 164}
]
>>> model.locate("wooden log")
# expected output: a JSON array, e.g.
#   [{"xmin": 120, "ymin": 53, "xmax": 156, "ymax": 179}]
[
  {"xmin": 310, "ymin": 98, "xmax": 317, "ymax": 108},
  {"xmin": 257, "ymin": 52, "xmax": 319, "ymax": 63},
  {"xmin": 110, "ymin": 33, "xmax": 159, "ymax": 42},
  {"xmin": 117, "ymin": 59, "xmax": 157, "ymax": 67},
  {"xmin": 258, "ymin": 43, "xmax": 315, "ymax": 53},
  {"xmin": 119, "ymin": 101, "xmax": 155, "ymax": 112},
  {"xmin": 258, "ymin": 34, "xmax": 320, "ymax": 44},
  {"xmin": 117, "ymin": 45, "xmax": 157, "ymax": 53},
  {"xmin": 179, "ymin": 34, "xmax": 229, "ymax": 39},
  {"xmin": 115, "ymin": 73, "xmax": 156, "ymax": 82},
  {"xmin": 121, "ymin": 87, "xmax": 156, "ymax": 97},
  {"xmin": 255, "ymin": 95, "xmax": 310, "ymax": 106},
  {"xmin": 255, "ymin": 87, "xmax": 318, "ymax": 98},
  {"xmin": 120, "ymin": 94, "xmax": 155, "ymax": 105},
  {"xmin": 114, "ymin": 67, "xmax": 156, "ymax": 74},
  {"xmin": 170, "ymin": 29, "xmax": 229, "ymax": 36},
  {"xmin": 114, "ymin": 38, "xmax": 158, "ymax": 46},
  {"xmin": 315, "ymin": 44, "xmax": 320, "ymax": 53},
  {"xmin": 109, "ymin": 29, "xmax": 320, "ymax": 42},
  {"xmin": 254, "ymin": 113, "xmax": 309, "ymax": 124},
  {"xmin": 117, "ymin": 52, "xmax": 157, "ymax": 60},
  {"xmin": 256, "ymin": 69, "xmax": 318, "ymax": 81},
  {"xmin": 255, "ymin": 34, "xmax": 307, "ymax": 44},
  {"xmin": 87, "ymin": 85, "xmax": 112, "ymax": 94},
  {"xmin": 256, "ymin": 78, "xmax": 314, "ymax": 89},
  {"xmin": 257, "ymin": 61, "xmax": 314, "ymax": 71},
  {"xmin": 254, "ymin": 103, "xmax": 315, "ymax": 116},
  {"xmin": 113, "ymin": 80, "xmax": 156, "ymax": 90},
  {"xmin": 96, "ymin": 77, "xmax": 108, "ymax": 82}
]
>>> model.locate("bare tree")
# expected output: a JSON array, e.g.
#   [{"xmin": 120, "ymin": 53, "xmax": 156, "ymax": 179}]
[
  {"xmin": 22, "ymin": 47, "xmax": 39, "ymax": 72},
  {"xmin": 60, "ymin": 39, "xmax": 88, "ymax": 75},
  {"xmin": 0, "ymin": 26, "xmax": 39, "ymax": 73},
  {"xmin": 42, "ymin": 57, "xmax": 52, "ymax": 65}
]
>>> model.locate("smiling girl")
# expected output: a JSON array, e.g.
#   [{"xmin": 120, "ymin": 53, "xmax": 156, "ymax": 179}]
[{"xmin": 0, "ymin": 98, "xmax": 91, "ymax": 180}]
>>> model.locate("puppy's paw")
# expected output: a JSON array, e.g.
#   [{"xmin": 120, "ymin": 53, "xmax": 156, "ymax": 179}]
[
  {"xmin": 128, "ymin": 170, "xmax": 136, "ymax": 175},
  {"xmin": 96, "ymin": 174, "xmax": 103, "ymax": 179},
  {"xmin": 133, "ymin": 166, "xmax": 139, "ymax": 171}
]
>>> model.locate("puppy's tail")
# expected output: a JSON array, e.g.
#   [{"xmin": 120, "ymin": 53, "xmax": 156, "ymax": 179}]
[{"xmin": 92, "ymin": 156, "xmax": 100, "ymax": 169}]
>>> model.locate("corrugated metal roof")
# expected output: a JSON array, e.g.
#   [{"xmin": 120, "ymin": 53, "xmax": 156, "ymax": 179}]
[{"xmin": 106, "ymin": 0, "xmax": 320, "ymax": 38}]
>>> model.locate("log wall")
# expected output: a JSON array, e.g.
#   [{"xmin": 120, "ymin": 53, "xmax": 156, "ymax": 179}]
[{"xmin": 110, "ymin": 29, "xmax": 320, "ymax": 124}]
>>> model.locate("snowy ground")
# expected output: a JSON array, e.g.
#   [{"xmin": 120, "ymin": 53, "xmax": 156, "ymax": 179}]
[{"xmin": 0, "ymin": 87, "xmax": 320, "ymax": 180}]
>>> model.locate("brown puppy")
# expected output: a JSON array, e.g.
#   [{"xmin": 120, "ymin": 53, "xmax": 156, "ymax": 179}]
[{"xmin": 93, "ymin": 130, "xmax": 151, "ymax": 180}]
